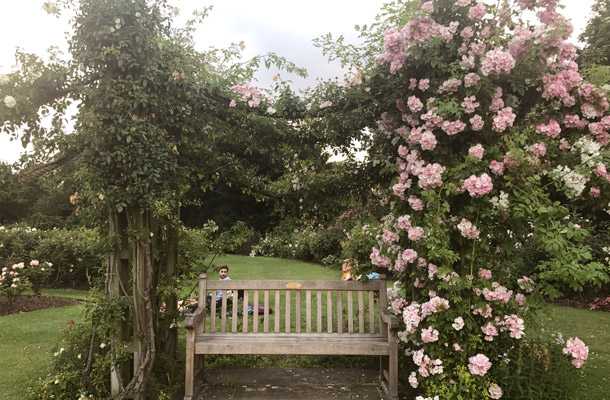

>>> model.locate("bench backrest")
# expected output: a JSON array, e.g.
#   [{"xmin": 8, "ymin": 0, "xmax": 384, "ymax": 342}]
[{"xmin": 196, "ymin": 275, "xmax": 388, "ymax": 337}]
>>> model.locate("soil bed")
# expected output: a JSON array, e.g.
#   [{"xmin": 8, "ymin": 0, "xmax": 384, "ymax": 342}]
[{"xmin": 0, "ymin": 295, "xmax": 80, "ymax": 316}]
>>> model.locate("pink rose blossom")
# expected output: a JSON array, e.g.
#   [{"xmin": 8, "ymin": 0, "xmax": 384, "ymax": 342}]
[
  {"xmin": 462, "ymin": 96, "xmax": 480, "ymax": 114},
  {"xmin": 396, "ymin": 215, "xmax": 412, "ymax": 230},
  {"xmin": 418, "ymin": 79, "xmax": 430, "ymax": 91},
  {"xmin": 421, "ymin": 326, "xmax": 440, "ymax": 343},
  {"xmin": 382, "ymin": 229, "xmax": 400, "ymax": 244},
  {"xmin": 563, "ymin": 337, "xmax": 589, "ymax": 368},
  {"xmin": 408, "ymin": 227, "xmax": 425, "ymax": 241},
  {"xmin": 463, "ymin": 173, "xmax": 493, "ymax": 197},
  {"xmin": 529, "ymin": 142, "xmax": 547, "ymax": 158},
  {"xmin": 442, "ymin": 120, "xmax": 467, "ymax": 135},
  {"xmin": 489, "ymin": 160, "xmax": 505, "ymax": 176},
  {"xmin": 482, "ymin": 322, "xmax": 499, "ymax": 341},
  {"xmin": 402, "ymin": 249, "xmax": 418, "ymax": 264},
  {"xmin": 468, "ymin": 144, "xmax": 485, "ymax": 160},
  {"xmin": 481, "ymin": 49, "xmax": 515, "ymax": 76},
  {"xmin": 419, "ymin": 130, "xmax": 438, "ymax": 150},
  {"xmin": 492, "ymin": 107, "xmax": 516, "ymax": 133},
  {"xmin": 515, "ymin": 293, "xmax": 526, "ymax": 306},
  {"xmin": 536, "ymin": 119, "xmax": 561, "ymax": 138},
  {"xmin": 370, "ymin": 247, "xmax": 391, "ymax": 268},
  {"xmin": 503, "ymin": 314, "xmax": 525, "ymax": 339},
  {"xmin": 470, "ymin": 114, "xmax": 485, "ymax": 131},
  {"xmin": 590, "ymin": 187, "xmax": 601, "ymax": 197},
  {"xmin": 468, "ymin": 354, "xmax": 492, "ymax": 376},
  {"xmin": 488, "ymin": 383, "xmax": 503, "ymax": 399},
  {"xmin": 438, "ymin": 78, "xmax": 462, "ymax": 93},
  {"xmin": 468, "ymin": 3, "xmax": 487, "ymax": 20},
  {"xmin": 464, "ymin": 72, "xmax": 481, "ymax": 87},
  {"xmin": 417, "ymin": 163, "xmax": 445, "ymax": 189},
  {"xmin": 457, "ymin": 218, "xmax": 480, "ymax": 239},
  {"xmin": 407, "ymin": 96, "xmax": 424, "ymax": 113},
  {"xmin": 479, "ymin": 268, "xmax": 492, "ymax": 280}
]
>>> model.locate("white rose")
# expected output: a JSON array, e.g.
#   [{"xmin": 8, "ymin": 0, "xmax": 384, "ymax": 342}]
[{"xmin": 3, "ymin": 95, "xmax": 16, "ymax": 108}]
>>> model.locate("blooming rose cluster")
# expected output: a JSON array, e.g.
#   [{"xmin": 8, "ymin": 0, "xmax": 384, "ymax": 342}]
[
  {"xmin": 369, "ymin": 0, "xmax": 599, "ymax": 397},
  {"xmin": 230, "ymin": 83, "xmax": 263, "ymax": 108},
  {"xmin": 562, "ymin": 337, "xmax": 589, "ymax": 368}
]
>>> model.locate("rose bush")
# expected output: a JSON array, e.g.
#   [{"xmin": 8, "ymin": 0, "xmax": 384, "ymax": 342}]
[{"xmin": 330, "ymin": 0, "xmax": 610, "ymax": 398}]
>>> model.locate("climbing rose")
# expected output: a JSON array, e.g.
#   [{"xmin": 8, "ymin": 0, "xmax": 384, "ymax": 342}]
[
  {"xmin": 464, "ymin": 72, "xmax": 481, "ymax": 87},
  {"xmin": 452, "ymin": 317, "xmax": 465, "ymax": 331},
  {"xmin": 536, "ymin": 119, "xmax": 561, "ymax": 138},
  {"xmin": 468, "ymin": 354, "xmax": 492, "ymax": 376},
  {"xmin": 420, "ymin": 130, "xmax": 438, "ymax": 150},
  {"xmin": 481, "ymin": 322, "xmax": 499, "ymax": 341},
  {"xmin": 441, "ymin": 120, "xmax": 466, "ymax": 135},
  {"xmin": 462, "ymin": 96, "xmax": 480, "ymax": 114},
  {"xmin": 418, "ymin": 79, "xmax": 430, "ymax": 91},
  {"xmin": 417, "ymin": 163, "xmax": 445, "ymax": 189},
  {"xmin": 488, "ymin": 383, "xmax": 503, "ymax": 399},
  {"xmin": 468, "ymin": 3, "xmax": 486, "ymax": 20},
  {"xmin": 421, "ymin": 326, "xmax": 440, "ymax": 343},
  {"xmin": 492, "ymin": 107, "xmax": 516, "ymax": 132},
  {"xmin": 408, "ymin": 96, "xmax": 424, "ymax": 112},
  {"xmin": 479, "ymin": 269, "xmax": 492, "ymax": 280},
  {"xmin": 457, "ymin": 218, "xmax": 480, "ymax": 239},
  {"xmin": 529, "ymin": 142, "xmax": 547, "ymax": 158},
  {"xmin": 402, "ymin": 249, "xmax": 418, "ymax": 263},
  {"xmin": 503, "ymin": 314, "xmax": 525, "ymax": 339},
  {"xmin": 468, "ymin": 144, "xmax": 485, "ymax": 159},
  {"xmin": 463, "ymin": 173, "xmax": 493, "ymax": 197},
  {"xmin": 481, "ymin": 49, "xmax": 515, "ymax": 76},
  {"xmin": 563, "ymin": 337, "xmax": 589, "ymax": 368},
  {"xmin": 408, "ymin": 227, "xmax": 425, "ymax": 241},
  {"xmin": 470, "ymin": 114, "xmax": 485, "ymax": 130},
  {"xmin": 489, "ymin": 160, "xmax": 505, "ymax": 175}
]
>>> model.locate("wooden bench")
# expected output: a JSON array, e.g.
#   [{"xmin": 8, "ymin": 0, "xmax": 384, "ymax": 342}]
[{"xmin": 184, "ymin": 274, "xmax": 399, "ymax": 400}]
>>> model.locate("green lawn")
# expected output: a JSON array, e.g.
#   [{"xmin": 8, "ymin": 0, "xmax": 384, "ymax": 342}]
[
  {"xmin": 0, "ymin": 302, "xmax": 84, "ymax": 399},
  {"xmin": 542, "ymin": 305, "xmax": 610, "ymax": 399},
  {"xmin": 0, "ymin": 256, "xmax": 609, "ymax": 400}
]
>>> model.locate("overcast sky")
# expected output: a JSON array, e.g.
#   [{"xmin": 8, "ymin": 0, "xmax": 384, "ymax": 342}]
[{"xmin": 0, "ymin": 0, "xmax": 595, "ymax": 163}]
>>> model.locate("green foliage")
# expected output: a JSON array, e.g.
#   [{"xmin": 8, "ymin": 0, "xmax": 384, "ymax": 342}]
[
  {"xmin": 0, "ymin": 225, "xmax": 108, "ymax": 288},
  {"xmin": 179, "ymin": 221, "xmax": 221, "ymax": 274},
  {"xmin": 493, "ymin": 336, "xmax": 581, "ymax": 400},
  {"xmin": 580, "ymin": 0, "xmax": 610, "ymax": 66},
  {"xmin": 217, "ymin": 221, "xmax": 258, "ymax": 254}
]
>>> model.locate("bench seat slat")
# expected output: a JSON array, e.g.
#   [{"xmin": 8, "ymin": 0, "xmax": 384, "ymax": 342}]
[
  {"xmin": 207, "ymin": 280, "xmax": 383, "ymax": 291},
  {"xmin": 195, "ymin": 336, "xmax": 389, "ymax": 356}
]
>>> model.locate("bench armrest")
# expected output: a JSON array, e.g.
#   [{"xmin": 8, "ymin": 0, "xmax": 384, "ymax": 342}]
[
  {"xmin": 185, "ymin": 306, "xmax": 205, "ymax": 330},
  {"xmin": 381, "ymin": 310, "xmax": 399, "ymax": 330}
]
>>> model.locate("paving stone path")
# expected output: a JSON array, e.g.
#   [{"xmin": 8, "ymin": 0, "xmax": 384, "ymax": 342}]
[{"xmin": 195, "ymin": 368, "xmax": 385, "ymax": 400}]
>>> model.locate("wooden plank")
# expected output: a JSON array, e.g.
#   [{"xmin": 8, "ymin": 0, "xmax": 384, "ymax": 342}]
[
  {"xmin": 198, "ymin": 275, "xmax": 208, "ymax": 335},
  {"xmin": 285, "ymin": 290, "xmax": 291, "ymax": 333},
  {"xmin": 305, "ymin": 290, "xmax": 312, "ymax": 333},
  {"xmin": 295, "ymin": 290, "xmax": 301, "ymax": 333},
  {"xmin": 378, "ymin": 281, "xmax": 388, "ymax": 337},
  {"xmin": 207, "ymin": 280, "xmax": 382, "ymax": 291},
  {"xmin": 195, "ymin": 336, "xmax": 389, "ymax": 356},
  {"xmin": 327, "ymin": 290, "xmax": 333, "ymax": 333},
  {"xmin": 347, "ymin": 291, "xmax": 353, "ymax": 334},
  {"xmin": 274, "ymin": 290, "xmax": 280, "ymax": 333},
  {"xmin": 358, "ymin": 291, "xmax": 365, "ymax": 333},
  {"xmin": 198, "ymin": 333, "xmax": 384, "ymax": 339},
  {"xmin": 220, "ymin": 291, "xmax": 228, "ymax": 333},
  {"xmin": 253, "ymin": 290, "xmax": 259, "ymax": 333},
  {"xmin": 231, "ymin": 291, "xmax": 238, "ymax": 333},
  {"xmin": 369, "ymin": 291, "xmax": 375, "ymax": 334},
  {"xmin": 242, "ymin": 290, "xmax": 249, "ymax": 333},
  {"xmin": 210, "ymin": 291, "xmax": 216, "ymax": 333},
  {"xmin": 337, "ymin": 291, "xmax": 343, "ymax": 334},
  {"xmin": 263, "ymin": 290, "xmax": 270, "ymax": 333},
  {"xmin": 316, "ymin": 291, "xmax": 322, "ymax": 333}
]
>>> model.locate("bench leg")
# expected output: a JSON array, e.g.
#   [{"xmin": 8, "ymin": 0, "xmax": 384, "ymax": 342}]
[
  {"xmin": 380, "ymin": 335, "xmax": 398, "ymax": 400},
  {"xmin": 184, "ymin": 330, "xmax": 196, "ymax": 400}
]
